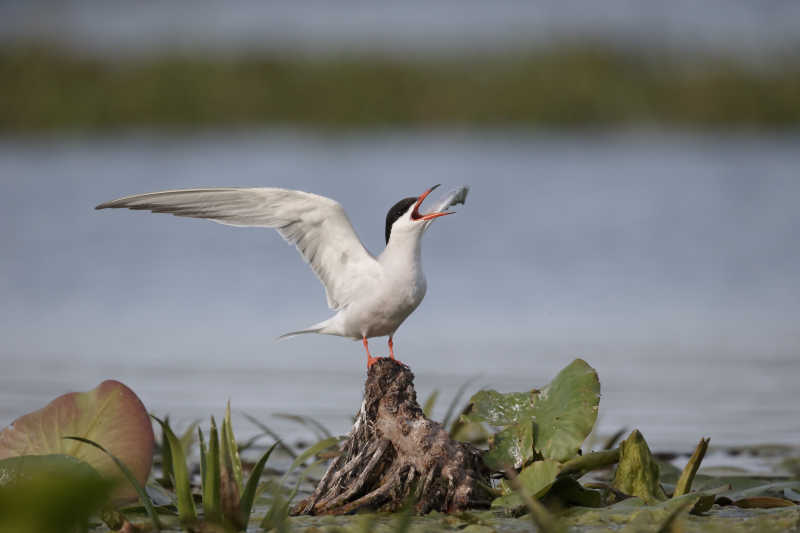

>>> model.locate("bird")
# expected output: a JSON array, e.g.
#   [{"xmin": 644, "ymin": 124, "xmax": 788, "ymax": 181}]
[{"xmin": 95, "ymin": 184, "xmax": 468, "ymax": 368}]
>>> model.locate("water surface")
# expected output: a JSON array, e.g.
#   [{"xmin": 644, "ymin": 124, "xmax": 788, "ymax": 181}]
[{"xmin": 1, "ymin": 129, "xmax": 798, "ymax": 451}]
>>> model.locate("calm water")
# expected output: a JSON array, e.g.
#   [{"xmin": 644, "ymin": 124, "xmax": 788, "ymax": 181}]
[{"xmin": 1, "ymin": 129, "xmax": 799, "ymax": 452}]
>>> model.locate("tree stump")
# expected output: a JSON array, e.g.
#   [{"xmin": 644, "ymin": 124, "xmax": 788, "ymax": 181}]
[{"xmin": 293, "ymin": 358, "xmax": 491, "ymax": 515}]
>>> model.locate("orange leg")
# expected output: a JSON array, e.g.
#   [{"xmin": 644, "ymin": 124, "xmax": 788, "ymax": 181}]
[
  {"xmin": 363, "ymin": 336, "xmax": 378, "ymax": 369},
  {"xmin": 388, "ymin": 336, "xmax": 405, "ymax": 365}
]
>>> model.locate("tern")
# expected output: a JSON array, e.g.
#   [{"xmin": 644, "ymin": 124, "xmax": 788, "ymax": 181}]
[{"xmin": 96, "ymin": 185, "xmax": 468, "ymax": 368}]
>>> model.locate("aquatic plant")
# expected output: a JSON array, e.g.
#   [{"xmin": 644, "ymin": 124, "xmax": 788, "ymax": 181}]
[{"xmin": 0, "ymin": 380, "xmax": 154, "ymax": 503}]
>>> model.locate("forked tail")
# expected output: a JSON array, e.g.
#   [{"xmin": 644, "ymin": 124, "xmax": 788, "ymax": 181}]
[
  {"xmin": 277, "ymin": 318, "xmax": 333, "ymax": 340},
  {"xmin": 277, "ymin": 327, "xmax": 323, "ymax": 340}
]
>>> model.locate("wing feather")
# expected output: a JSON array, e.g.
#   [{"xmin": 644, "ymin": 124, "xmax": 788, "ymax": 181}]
[{"xmin": 96, "ymin": 188, "xmax": 378, "ymax": 309}]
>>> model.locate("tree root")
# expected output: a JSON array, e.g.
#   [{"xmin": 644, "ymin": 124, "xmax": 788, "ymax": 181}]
[{"xmin": 293, "ymin": 358, "xmax": 491, "ymax": 515}]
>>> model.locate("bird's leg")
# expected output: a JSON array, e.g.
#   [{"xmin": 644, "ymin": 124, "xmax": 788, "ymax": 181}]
[
  {"xmin": 363, "ymin": 336, "xmax": 378, "ymax": 369},
  {"xmin": 388, "ymin": 336, "xmax": 405, "ymax": 366}
]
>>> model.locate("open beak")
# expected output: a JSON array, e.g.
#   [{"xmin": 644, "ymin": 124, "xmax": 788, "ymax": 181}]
[{"xmin": 411, "ymin": 184, "xmax": 455, "ymax": 221}]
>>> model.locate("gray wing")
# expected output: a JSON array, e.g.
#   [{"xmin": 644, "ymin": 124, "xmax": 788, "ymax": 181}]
[{"xmin": 96, "ymin": 188, "xmax": 379, "ymax": 309}]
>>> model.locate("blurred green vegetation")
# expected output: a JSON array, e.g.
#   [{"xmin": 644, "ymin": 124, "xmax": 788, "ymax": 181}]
[{"xmin": 2, "ymin": 45, "xmax": 800, "ymax": 131}]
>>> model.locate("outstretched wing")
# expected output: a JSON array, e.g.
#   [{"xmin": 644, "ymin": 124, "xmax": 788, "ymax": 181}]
[{"xmin": 96, "ymin": 188, "xmax": 378, "ymax": 309}]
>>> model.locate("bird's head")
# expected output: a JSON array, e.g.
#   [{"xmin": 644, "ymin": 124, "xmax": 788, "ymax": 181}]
[{"xmin": 385, "ymin": 184, "xmax": 454, "ymax": 244}]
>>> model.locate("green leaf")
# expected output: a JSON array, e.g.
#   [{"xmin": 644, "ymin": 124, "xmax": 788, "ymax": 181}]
[
  {"xmin": 160, "ymin": 417, "xmax": 174, "ymax": 488},
  {"xmin": 0, "ymin": 454, "xmax": 113, "ymax": 533},
  {"xmin": 496, "ymin": 463, "xmax": 565, "ymax": 533},
  {"xmin": 673, "ymin": 437, "xmax": 709, "ymax": 497},
  {"xmin": 63, "ymin": 436, "xmax": 162, "ymax": 532},
  {"xmin": 178, "ymin": 421, "xmax": 199, "ymax": 457},
  {"xmin": 203, "ymin": 418, "xmax": 221, "ymax": 522},
  {"xmin": 0, "ymin": 380, "xmax": 154, "ymax": 503},
  {"xmin": 530, "ymin": 359, "xmax": 600, "ymax": 462},
  {"xmin": 464, "ymin": 359, "xmax": 600, "ymax": 466},
  {"xmin": 223, "ymin": 402, "xmax": 244, "ymax": 493},
  {"xmin": 463, "ymin": 390, "xmax": 534, "ymax": 426},
  {"xmin": 151, "ymin": 416, "xmax": 196, "ymax": 523},
  {"xmin": 545, "ymin": 477, "xmax": 605, "ymax": 507},
  {"xmin": 239, "ymin": 441, "xmax": 279, "ymax": 520},
  {"xmin": 219, "ymin": 416, "xmax": 242, "ymax": 527},
  {"xmin": 612, "ymin": 429, "xmax": 667, "ymax": 504},
  {"xmin": 483, "ymin": 421, "xmax": 534, "ymax": 471},
  {"xmin": 493, "ymin": 459, "xmax": 561, "ymax": 510}
]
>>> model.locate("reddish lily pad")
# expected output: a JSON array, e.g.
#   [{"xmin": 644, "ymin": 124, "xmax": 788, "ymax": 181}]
[{"xmin": 0, "ymin": 380, "xmax": 154, "ymax": 502}]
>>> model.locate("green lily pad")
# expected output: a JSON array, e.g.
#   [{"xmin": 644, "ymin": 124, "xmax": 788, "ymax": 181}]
[
  {"xmin": 0, "ymin": 454, "xmax": 113, "ymax": 533},
  {"xmin": 484, "ymin": 421, "xmax": 534, "ymax": 471},
  {"xmin": 465, "ymin": 359, "xmax": 601, "ymax": 468},
  {"xmin": 530, "ymin": 359, "xmax": 600, "ymax": 462},
  {"xmin": 463, "ymin": 390, "xmax": 534, "ymax": 426},
  {"xmin": 612, "ymin": 429, "xmax": 667, "ymax": 504},
  {"xmin": 493, "ymin": 459, "xmax": 561, "ymax": 511},
  {"xmin": 544, "ymin": 476, "xmax": 606, "ymax": 508}
]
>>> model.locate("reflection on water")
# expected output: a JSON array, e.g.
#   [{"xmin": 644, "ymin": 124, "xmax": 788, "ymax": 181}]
[{"xmin": 1, "ymin": 129, "xmax": 798, "ymax": 451}]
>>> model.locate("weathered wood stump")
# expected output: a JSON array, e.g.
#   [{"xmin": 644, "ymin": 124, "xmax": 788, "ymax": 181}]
[{"xmin": 293, "ymin": 358, "xmax": 491, "ymax": 515}]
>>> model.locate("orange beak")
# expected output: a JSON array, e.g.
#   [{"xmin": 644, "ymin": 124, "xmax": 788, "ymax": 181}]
[{"xmin": 411, "ymin": 184, "xmax": 455, "ymax": 221}]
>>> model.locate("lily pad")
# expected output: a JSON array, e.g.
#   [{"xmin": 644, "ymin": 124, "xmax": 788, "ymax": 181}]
[
  {"xmin": 465, "ymin": 359, "xmax": 601, "ymax": 468},
  {"xmin": 464, "ymin": 390, "xmax": 534, "ymax": 427},
  {"xmin": 484, "ymin": 421, "xmax": 534, "ymax": 470},
  {"xmin": 531, "ymin": 359, "xmax": 600, "ymax": 462},
  {"xmin": 493, "ymin": 459, "xmax": 561, "ymax": 511},
  {"xmin": 0, "ymin": 454, "xmax": 112, "ymax": 533},
  {"xmin": 0, "ymin": 380, "xmax": 154, "ymax": 502}
]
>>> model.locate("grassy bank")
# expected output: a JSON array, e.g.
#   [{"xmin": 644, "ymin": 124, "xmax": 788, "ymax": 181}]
[{"xmin": 2, "ymin": 46, "xmax": 800, "ymax": 131}]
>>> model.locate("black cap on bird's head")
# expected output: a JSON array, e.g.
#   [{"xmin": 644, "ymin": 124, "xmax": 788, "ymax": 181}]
[{"xmin": 384, "ymin": 184, "xmax": 454, "ymax": 244}]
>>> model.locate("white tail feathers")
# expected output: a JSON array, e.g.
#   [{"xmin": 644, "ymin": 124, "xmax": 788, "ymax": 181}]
[{"xmin": 277, "ymin": 326, "xmax": 324, "ymax": 341}]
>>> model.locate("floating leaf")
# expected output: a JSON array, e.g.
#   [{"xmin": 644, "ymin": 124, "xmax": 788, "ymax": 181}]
[
  {"xmin": 463, "ymin": 390, "xmax": 534, "ymax": 426},
  {"xmin": 493, "ymin": 459, "xmax": 561, "ymax": 510},
  {"xmin": 732, "ymin": 496, "xmax": 797, "ymax": 508},
  {"xmin": 545, "ymin": 477, "xmax": 605, "ymax": 508},
  {"xmin": 0, "ymin": 380, "xmax": 154, "ymax": 503},
  {"xmin": 612, "ymin": 429, "xmax": 667, "ymax": 504},
  {"xmin": 465, "ymin": 359, "xmax": 600, "ymax": 467},
  {"xmin": 0, "ymin": 454, "xmax": 112, "ymax": 533},
  {"xmin": 530, "ymin": 359, "xmax": 600, "ymax": 462},
  {"xmin": 723, "ymin": 480, "xmax": 800, "ymax": 501},
  {"xmin": 484, "ymin": 422, "xmax": 534, "ymax": 471},
  {"xmin": 498, "ymin": 464, "xmax": 565, "ymax": 533}
]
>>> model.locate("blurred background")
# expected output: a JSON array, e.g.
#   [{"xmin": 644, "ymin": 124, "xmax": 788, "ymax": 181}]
[{"xmin": 1, "ymin": 0, "xmax": 798, "ymax": 452}]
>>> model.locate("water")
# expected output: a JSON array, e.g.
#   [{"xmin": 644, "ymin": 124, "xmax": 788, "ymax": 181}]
[{"xmin": 1, "ymin": 129, "xmax": 799, "ymax": 452}]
